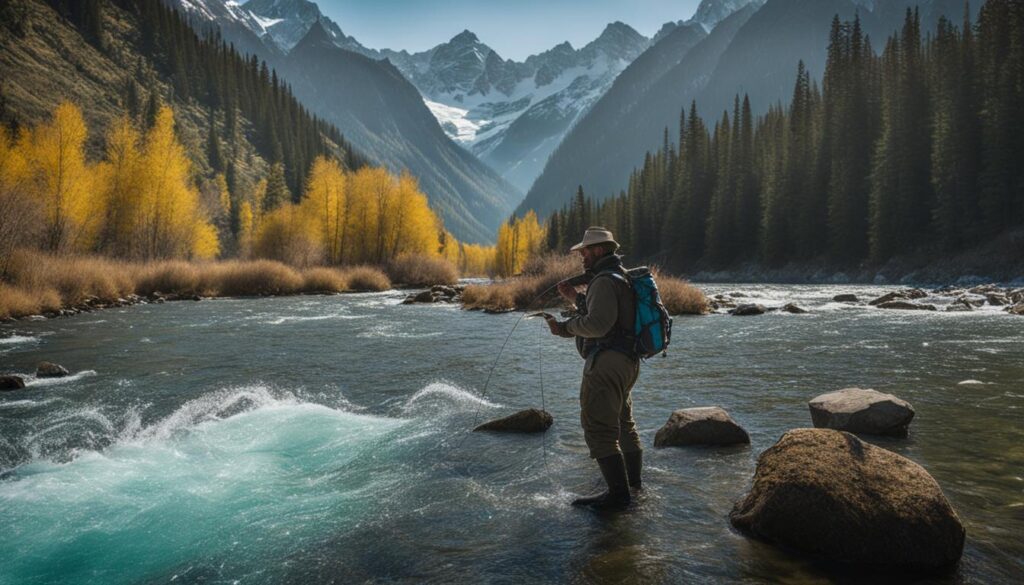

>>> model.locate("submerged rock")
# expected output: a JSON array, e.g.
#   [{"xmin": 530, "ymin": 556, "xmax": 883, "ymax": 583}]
[
  {"xmin": 808, "ymin": 388, "xmax": 915, "ymax": 437},
  {"xmin": 877, "ymin": 300, "xmax": 937, "ymax": 311},
  {"xmin": 781, "ymin": 303, "xmax": 808, "ymax": 314},
  {"xmin": 985, "ymin": 293, "xmax": 1009, "ymax": 306},
  {"xmin": 474, "ymin": 408, "xmax": 552, "ymax": 433},
  {"xmin": 654, "ymin": 406, "xmax": 749, "ymax": 447},
  {"xmin": 729, "ymin": 428, "xmax": 965, "ymax": 573},
  {"xmin": 0, "ymin": 375, "xmax": 26, "ymax": 391},
  {"xmin": 36, "ymin": 361, "xmax": 70, "ymax": 378},
  {"xmin": 731, "ymin": 303, "xmax": 766, "ymax": 316}
]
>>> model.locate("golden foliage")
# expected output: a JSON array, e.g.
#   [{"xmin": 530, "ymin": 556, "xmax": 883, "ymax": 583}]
[
  {"xmin": 255, "ymin": 158, "xmax": 445, "ymax": 269},
  {"xmin": 494, "ymin": 211, "xmax": 545, "ymax": 277},
  {"xmin": 0, "ymin": 103, "xmax": 220, "ymax": 263}
]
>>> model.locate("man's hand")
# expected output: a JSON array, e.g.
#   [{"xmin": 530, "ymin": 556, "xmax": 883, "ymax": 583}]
[
  {"xmin": 544, "ymin": 314, "xmax": 572, "ymax": 337},
  {"xmin": 557, "ymin": 281, "xmax": 577, "ymax": 302}
]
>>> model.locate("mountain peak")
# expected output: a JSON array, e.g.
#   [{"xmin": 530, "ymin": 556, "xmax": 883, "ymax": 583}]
[
  {"xmin": 293, "ymin": 17, "xmax": 333, "ymax": 50},
  {"xmin": 688, "ymin": 0, "xmax": 764, "ymax": 32},
  {"xmin": 450, "ymin": 29, "xmax": 480, "ymax": 44}
]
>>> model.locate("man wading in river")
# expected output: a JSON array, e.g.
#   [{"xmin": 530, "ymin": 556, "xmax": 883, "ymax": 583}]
[{"xmin": 545, "ymin": 227, "xmax": 642, "ymax": 510}]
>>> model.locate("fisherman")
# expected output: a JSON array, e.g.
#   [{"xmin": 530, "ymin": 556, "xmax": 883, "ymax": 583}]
[{"xmin": 545, "ymin": 226, "xmax": 642, "ymax": 510}]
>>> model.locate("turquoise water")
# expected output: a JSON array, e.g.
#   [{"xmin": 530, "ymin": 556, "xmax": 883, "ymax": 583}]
[{"xmin": 0, "ymin": 286, "xmax": 1022, "ymax": 584}]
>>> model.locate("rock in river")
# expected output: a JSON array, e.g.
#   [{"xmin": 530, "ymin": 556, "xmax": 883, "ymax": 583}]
[
  {"xmin": 808, "ymin": 388, "xmax": 915, "ymax": 437},
  {"xmin": 654, "ymin": 406, "xmax": 749, "ymax": 447},
  {"xmin": 36, "ymin": 361, "xmax": 70, "ymax": 378},
  {"xmin": 731, "ymin": 303, "xmax": 766, "ymax": 316},
  {"xmin": 729, "ymin": 428, "xmax": 965, "ymax": 574},
  {"xmin": 877, "ymin": 300, "xmax": 937, "ymax": 311},
  {"xmin": 781, "ymin": 303, "xmax": 808, "ymax": 314},
  {"xmin": 832, "ymin": 294, "xmax": 858, "ymax": 303},
  {"xmin": 474, "ymin": 408, "xmax": 552, "ymax": 433},
  {"xmin": 0, "ymin": 375, "xmax": 26, "ymax": 391}
]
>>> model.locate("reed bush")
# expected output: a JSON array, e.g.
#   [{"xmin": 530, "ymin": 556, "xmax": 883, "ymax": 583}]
[
  {"xmin": 462, "ymin": 254, "xmax": 579, "ymax": 312},
  {"xmin": 386, "ymin": 254, "xmax": 458, "ymax": 287},
  {"xmin": 654, "ymin": 272, "xmax": 709, "ymax": 315},
  {"xmin": 300, "ymin": 267, "xmax": 349, "ymax": 293},
  {"xmin": 342, "ymin": 266, "xmax": 391, "ymax": 291},
  {"xmin": 461, "ymin": 254, "xmax": 709, "ymax": 315},
  {"xmin": 206, "ymin": 260, "xmax": 304, "ymax": 296},
  {"xmin": 133, "ymin": 261, "xmax": 202, "ymax": 296},
  {"xmin": 0, "ymin": 284, "xmax": 61, "ymax": 319}
]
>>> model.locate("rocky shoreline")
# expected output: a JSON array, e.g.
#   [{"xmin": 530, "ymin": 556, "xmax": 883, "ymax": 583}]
[{"xmin": 708, "ymin": 283, "xmax": 1024, "ymax": 316}]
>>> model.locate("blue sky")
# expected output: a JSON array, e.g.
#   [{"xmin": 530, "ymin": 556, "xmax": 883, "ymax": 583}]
[{"xmin": 316, "ymin": 0, "xmax": 703, "ymax": 60}]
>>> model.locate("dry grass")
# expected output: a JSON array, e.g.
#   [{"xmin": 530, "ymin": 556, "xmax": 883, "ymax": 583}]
[
  {"xmin": 0, "ymin": 249, "xmax": 395, "ymax": 319},
  {"xmin": 0, "ymin": 284, "xmax": 61, "ymax": 319},
  {"xmin": 133, "ymin": 261, "xmax": 203, "ymax": 296},
  {"xmin": 461, "ymin": 255, "xmax": 709, "ymax": 315},
  {"xmin": 386, "ymin": 253, "xmax": 458, "ymax": 287},
  {"xmin": 462, "ymin": 254, "xmax": 580, "ymax": 312},
  {"xmin": 300, "ymin": 268, "xmax": 349, "ymax": 293},
  {"xmin": 204, "ymin": 261, "xmax": 304, "ymax": 297},
  {"xmin": 342, "ymin": 266, "xmax": 391, "ymax": 292},
  {"xmin": 5, "ymin": 250, "xmax": 135, "ymax": 305},
  {"xmin": 654, "ymin": 271, "xmax": 710, "ymax": 315}
]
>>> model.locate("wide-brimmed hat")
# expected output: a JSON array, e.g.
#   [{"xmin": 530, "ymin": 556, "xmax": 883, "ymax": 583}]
[{"xmin": 569, "ymin": 226, "xmax": 620, "ymax": 252}]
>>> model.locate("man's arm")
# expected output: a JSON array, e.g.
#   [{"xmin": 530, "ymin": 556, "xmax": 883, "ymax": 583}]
[{"xmin": 564, "ymin": 277, "xmax": 618, "ymax": 338}]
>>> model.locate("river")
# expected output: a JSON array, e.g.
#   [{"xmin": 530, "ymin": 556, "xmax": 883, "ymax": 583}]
[{"xmin": 0, "ymin": 285, "xmax": 1021, "ymax": 584}]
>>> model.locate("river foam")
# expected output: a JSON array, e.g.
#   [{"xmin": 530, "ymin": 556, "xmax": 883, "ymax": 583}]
[{"xmin": 0, "ymin": 385, "xmax": 406, "ymax": 585}]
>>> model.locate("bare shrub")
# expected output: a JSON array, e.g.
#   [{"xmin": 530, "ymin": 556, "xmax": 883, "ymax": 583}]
[
  {"xmin": 133, "ymin": 261, "xmax": 202, "ymax": 296},
  {"xmin": 205, "ymin": 260, "xmax": 304, "ymax": 296},
  {"xmin": 386, "ymin": 253, "xmax": 458, "ymax": 287},
  {"xmin": 342, "ymin": 266, "xmax": 391, "ymax": 291},
  {"xmin": 654, "ymin": 271, "xmax": 709, "ymax": 315},
  {"xmin": 300, "ymin": 267, "xmax": 349, "ymax": 293}
]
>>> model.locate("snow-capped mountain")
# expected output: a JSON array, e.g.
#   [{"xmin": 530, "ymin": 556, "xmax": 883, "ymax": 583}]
[
  {"xmin": 689, "ymin": 0, "xmax": 765, "ymax": 32},
  {"xmin": 170, "ymin": 0, "xmax": 758, "ymax": 193},
  {"xmin": 374, "ymin": 23, "xmax": 650, "ymax": 192}
]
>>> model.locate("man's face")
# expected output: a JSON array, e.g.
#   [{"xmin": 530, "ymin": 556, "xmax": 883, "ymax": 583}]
[{"xmin": 577, "ymin": 246, "xmax": 603, "ymax": 270}]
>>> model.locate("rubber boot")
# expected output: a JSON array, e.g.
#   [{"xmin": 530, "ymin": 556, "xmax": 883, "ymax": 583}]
[
  {"xmin": 572, "ymin": 453, "xmax": 631, "ymax": 510},
  {"xmin": 624, "ymin": 450, "xmax": 642, "ymax": 490}
]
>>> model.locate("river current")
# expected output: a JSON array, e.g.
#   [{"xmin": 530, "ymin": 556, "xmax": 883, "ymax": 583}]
[{"xmin": 0, "ymin": 285, "xmax": 1021, "ymax": 584}]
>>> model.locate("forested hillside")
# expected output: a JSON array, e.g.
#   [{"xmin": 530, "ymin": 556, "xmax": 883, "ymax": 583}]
[
  {"xmin": 524, "ymin": 0, "xmax": 980, "ymax": 219},
  {"xmin": 545, "ymin": 3, "xmax": 1024, "ymax": 277},
  {"xmin": 0, "ymin": 0, "xmax": 360, "ymax": 198}
]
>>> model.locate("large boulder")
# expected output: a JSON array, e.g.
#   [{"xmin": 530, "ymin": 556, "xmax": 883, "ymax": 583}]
[
  {"xmin": 654, "ymin": 406, "xmax": 750, "ymax": 447},
  {"xmin": 729, "ymin": 429, "xmax": 966, "ymax": 574},
  {"xmin": 474, "ymin": 408, "xmax": 552, "ymax": 433},
  {"xmin": 1006, "ymin": 303, "xmax": 1024, "ymax": 316},
  {"xmin": 877, "ymin": 300, "xmax": 937, "ymax": 311},
  {"xmin": 36, "ymin": 361, "xmax": 70, "ymax": 378},
  {"xmin": 0, "ymin": 375, "xmax": 26, "ymax": 391},
  {"xmin": 808, "ymin": 388, "xmax": 915, "ymax": 437},
  {"xmin": 731, "ymin": 303, "xmax": 766, "ymax": 316}
]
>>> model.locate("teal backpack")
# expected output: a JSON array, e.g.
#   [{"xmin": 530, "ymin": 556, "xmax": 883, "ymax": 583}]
[{"xmin": 604, "ymin": 267, "xmax": 673, "ymax": 359}]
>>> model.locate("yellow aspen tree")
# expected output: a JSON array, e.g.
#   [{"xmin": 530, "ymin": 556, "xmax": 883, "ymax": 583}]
[
  {"xmin": 140, "ymin": 106, "xmax": 218, "ymax": 259},
  {"xmin": 215, "ymin": 173, "xmax": 231, "ymax": 218},
  {"xmin": 28, "ymin": 102, "xmax": 97, "ymax": 252},
  {"xmin": 237, "ymin": 200, "xmax": 254, "ymax": 259},
  {"xmin": 301, "ymin": 156, "xmax": 346, "ymax": 264},
  {"xmin": 388, "ymin": 171, "xmax": 439, "ymax": 259},
  {"xmin": 346, "ymin": 167, "xmax": 385, "ymax": 264},
  {"xmin": 191, "ymin": 222, "xmax": 220, "ymax": 260},
  {"xmin": 495, "ymin": 221, "xmax": 515, "ymax": 276},
  {"xmin": 96, "ymin": 117, "xmax": 145, "ymax": 257},
  {"xmin": 0, "ymin": 126, "xmax": 39, "ymax": 271}
]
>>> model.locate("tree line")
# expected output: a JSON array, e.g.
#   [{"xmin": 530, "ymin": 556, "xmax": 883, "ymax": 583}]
[{"xmin": 544, "ymin": 1, "xmax": 1023, "ymax": 270}]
